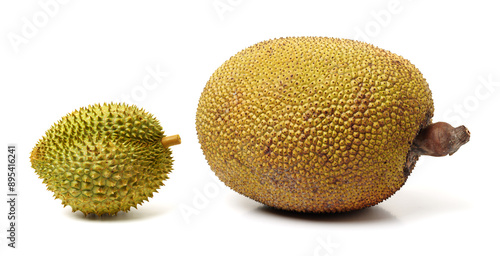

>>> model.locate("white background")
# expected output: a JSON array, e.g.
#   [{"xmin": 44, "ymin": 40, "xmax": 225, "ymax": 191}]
[{"xmin": 1, "ymin": 0, "xmax": 499, "ymax": 255}]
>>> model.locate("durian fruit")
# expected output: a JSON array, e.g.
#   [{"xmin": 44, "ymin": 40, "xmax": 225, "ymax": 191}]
[
  {"xmin": 30, "ymin": 103, "xmax": 181, "ymax": 216},
  {"xmin": 196, "ymin": 37, "xmax": 470, "ymax": 213}
]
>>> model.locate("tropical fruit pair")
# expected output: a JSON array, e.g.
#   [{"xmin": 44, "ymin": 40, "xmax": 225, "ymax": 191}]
[{"xmin": 31, "ymin": 37, "xmax": 470, "ymax": 216}]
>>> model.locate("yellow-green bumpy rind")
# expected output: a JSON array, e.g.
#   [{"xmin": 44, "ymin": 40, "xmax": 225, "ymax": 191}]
[
  {"xmin": 30, "ymin": 103, "xmax": 174, "ymax": 216},
  {"xmin": 196, "ymin": 37, "xmax": 434, "ymax": 213}
]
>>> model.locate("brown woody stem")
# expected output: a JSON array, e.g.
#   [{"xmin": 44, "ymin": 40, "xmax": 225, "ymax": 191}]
[
  {"xmin": 411, "ymin": 122, "xmax": 470, "ymax": 157},
  {"xmin": 161, "ymin": 135, "xmax": 182, "ymax": 148}
]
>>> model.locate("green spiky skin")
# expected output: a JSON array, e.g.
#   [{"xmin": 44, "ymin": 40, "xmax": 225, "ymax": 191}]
[{"xmin": 30, "ymin": 103, "xmax": 174, "ymax": 216}]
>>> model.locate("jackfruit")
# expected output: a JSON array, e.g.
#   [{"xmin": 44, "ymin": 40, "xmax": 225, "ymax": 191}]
[
  {"xmin": 196, "ymin": 37, "xmax": 470, "ymax": 213},
  {"xmin": 30, "ymin": 103, "xmax": 181, "ymax": 216}
]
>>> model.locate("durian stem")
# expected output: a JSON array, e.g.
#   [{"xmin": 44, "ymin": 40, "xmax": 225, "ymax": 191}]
[
  {"xmin": 161, "ymin": 135, "xmax": 181, "ymax": 148},
  {"xmin": 411, "ymin": 122, "xmax": 470, "ymax": 157}
]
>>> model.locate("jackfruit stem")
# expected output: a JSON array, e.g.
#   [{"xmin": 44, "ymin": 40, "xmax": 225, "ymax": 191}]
[
  {"xmin": 411, "ymin": 122, "xmax": 470, "ymax": 157},
  {"xmin": 161, "ymin": 135, "xmax": 181, "ymax": 148}
]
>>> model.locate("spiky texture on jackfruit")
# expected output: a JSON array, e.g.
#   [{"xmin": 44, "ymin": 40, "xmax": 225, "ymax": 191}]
[
  {"xmin": 31, "ymin": 103, "xmax": 174, "ymax": 216},
  {"xmin": 196, "ymin": 37, "xmax": 434, "ymax": 213}
]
